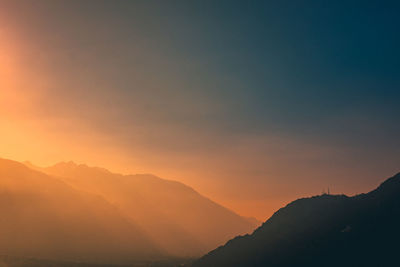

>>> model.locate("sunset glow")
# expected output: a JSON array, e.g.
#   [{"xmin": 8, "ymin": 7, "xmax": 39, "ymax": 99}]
[
  {"xmin": 0, "ymin": 1, "xmax": 399, "ymax": 223},
  {"xmin": 0, "ymin": 1, "xmax": 400, "ymax": 266}
]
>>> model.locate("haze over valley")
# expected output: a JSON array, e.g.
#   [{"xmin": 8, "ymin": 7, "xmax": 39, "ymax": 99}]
[
  {"xmin": 0, "ymin": 157, "xmax": 258, "ymax": 264},
  {"xmin": 1, "ymin": 0, "xmax": 399, "ymax": 266}
]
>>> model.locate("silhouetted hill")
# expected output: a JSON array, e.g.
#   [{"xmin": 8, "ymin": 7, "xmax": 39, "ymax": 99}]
[
  {"xmin": 194, "ymin": 173, "xmax": 400, "ymax": 267},
  {"xmin": 26, "ymin": 161, "xmax": 257, "ymax": 257}
]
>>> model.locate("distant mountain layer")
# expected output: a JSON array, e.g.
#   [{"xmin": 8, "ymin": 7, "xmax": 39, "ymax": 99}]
[
  {"xmin": 0, "ymin": 159, "xmax": 160, "ymax": 264},
  {"xmin": 0, "ymin": 158, "xmax": 257, "ymax": 264},
  {"xmin": 0, "ymin": 254, "xmax": 192, "ymax": 267},
  {"xmin": 194, "ymin": 173, "xmax": 400, "ymax": 267},
  {"xmin": 40, "ymin": 161, "xmax": 258, "ymax": 257}
]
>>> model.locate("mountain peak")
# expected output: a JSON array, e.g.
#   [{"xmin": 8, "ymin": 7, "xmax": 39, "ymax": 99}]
[
  {"xmin": 51, "ymin": 161, "xmax": 79, "ymax": 168},
  {"xmin": 47, "ymin": 161, "xmax": 112, "ymax": 176}
]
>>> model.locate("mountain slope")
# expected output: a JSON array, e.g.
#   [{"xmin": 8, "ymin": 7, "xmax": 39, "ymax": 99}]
[
  {"xmin": 34, "ymin": 161, "xmax": 257, "ymax": 257},
  {"xmin": 194, "ymin": 173, "xmax": 400, "ymax": 267},
  {"xmin": 0, "ymin": 158, "xmax": 161, "ymax": 264}
]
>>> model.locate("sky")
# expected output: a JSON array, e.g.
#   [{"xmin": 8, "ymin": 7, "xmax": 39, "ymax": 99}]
[{"xmin": 0, "ymin": 0, "xmax": 399, "ymax": 219}]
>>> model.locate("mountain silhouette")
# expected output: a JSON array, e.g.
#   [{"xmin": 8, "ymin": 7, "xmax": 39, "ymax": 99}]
[
  {"xmin": 7, "ymin": 158, "xmax": 256, "ymax": 262},
  {"xmin": 37, "ymin": 161, "xmax": 258, "ymax": 257},
  {"xmin": 194, "ymin": 173, "xmax": 400, "ymax": 267},
  {"xmin": 0, "ymin": 158, "xmax": 161, "ymax": 264}
]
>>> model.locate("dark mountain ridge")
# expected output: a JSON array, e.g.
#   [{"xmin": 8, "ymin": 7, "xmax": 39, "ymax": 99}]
[{"xmin": 194, "ymin": 173, "xmax": 400, "ymax": 267}]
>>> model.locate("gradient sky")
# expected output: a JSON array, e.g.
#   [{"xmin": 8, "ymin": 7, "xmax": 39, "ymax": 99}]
[{"xmin": 1, "ymin": 0, "xmax": 399, "ymax": 219}]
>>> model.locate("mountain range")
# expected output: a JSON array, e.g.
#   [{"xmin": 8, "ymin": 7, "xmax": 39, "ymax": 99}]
[
  {"xmin": 194, "ymin": 173, "xmax": 400, "ymax": 267},
  {"xmin": 4, "ymin": 156, "xmax": 399, "ymax": 267},
  {"xmin": 0, "ymin": 158, "xmax": 257, "ymax": 264}
]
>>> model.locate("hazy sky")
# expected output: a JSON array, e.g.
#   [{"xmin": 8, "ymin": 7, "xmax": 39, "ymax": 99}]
[{"xmin": 1, "ymin": 0, "xmax": 399, "ymax": 219}]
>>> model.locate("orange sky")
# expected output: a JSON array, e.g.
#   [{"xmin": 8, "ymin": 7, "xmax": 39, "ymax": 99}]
[{"xmin": 1, "ymin": 1, "xmax": 399, "ymax": 221}]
